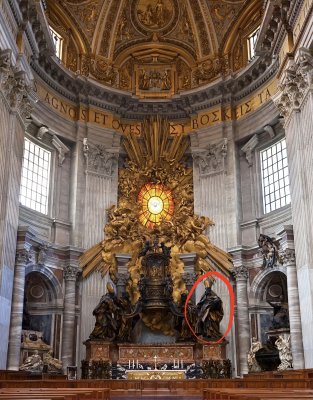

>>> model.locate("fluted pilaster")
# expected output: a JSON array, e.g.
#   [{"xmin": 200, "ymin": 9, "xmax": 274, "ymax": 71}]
[
  {"xmin": 61, "ymin": 265, "xmax": 78, "ymax": 371},
  {"xmin": 280, "ymin": 249, "xmax": 305, "ymax": 369},
  {"xmin": 232, "ymin": 265, "xmax": 250, "ymax": 376},
  {"xmin": 7, "ymin": 249, "xmax": 31, "ymax": 370}
]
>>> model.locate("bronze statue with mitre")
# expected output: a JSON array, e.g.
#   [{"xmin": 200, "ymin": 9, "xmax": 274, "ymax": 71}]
[{"xmin": 195, "ymin": 278, "xmax": 224, "ymax": 339}]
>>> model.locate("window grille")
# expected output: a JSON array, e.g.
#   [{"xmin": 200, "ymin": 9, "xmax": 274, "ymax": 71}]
[
  {"xmin": 20, "ymin": 138, "xmax": 51, "ymax": 215},
  {"xmin": 261, "ymin": 138, "xmax": 290, "ymax": 214},
  {"xmin": 247, "ymin": 28, "xmax": 259, "ymax": 60},
  {"xmin": 49, "ymin": 26, "xmax": 64, "ymax": 61}
]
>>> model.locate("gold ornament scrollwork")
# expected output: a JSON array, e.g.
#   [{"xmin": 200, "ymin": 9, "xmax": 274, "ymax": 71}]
[
  {"xmin": 67, "ymin": 36, "xmax": 78, "ymax": 72},
  {"xmin": 81, "ymin": 56, "xmax": 117, "ymax": 86}
]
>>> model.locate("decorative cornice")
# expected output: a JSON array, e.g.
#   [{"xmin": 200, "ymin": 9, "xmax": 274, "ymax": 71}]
[
  {"xmin": 241, "ymin": 134, "xmax": 259, "ymax": 167},
  {"xmin": 37, "ymin": 125, "xmax": 49, "ymax": 140},
  {"xmin": 263, "ymin": 124, "xmax": 276, "ymax": 139},
  {"xmin": 51, "ymin": 135, "xmax": 70, "ymax": 166},
  {"xmin": 31, "ymin": 52, "xmax": 278, "ymax": 121},
  {"xmin": 232, "ymin": 265, "xmax": 249, "ymax": 280}
]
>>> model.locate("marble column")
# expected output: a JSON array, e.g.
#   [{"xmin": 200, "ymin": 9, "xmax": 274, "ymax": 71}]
[
  {"xmin": 7, "ymin": 249, "xmax": 31, "ymax": 370},
  {"xmin": 280, "ymin": 249, "xmax": 305, "ymax": 369},
  {"xmin": 61, "ymin": 265, "xmax": 78, "ymax": 370},
  {"xmin": 232, "ymin": 265, "xmax": 250, "ymax": 376},
  {"xmin": 115, "ymin": 254, "xmax": 132, "ymax": 297},
  {"xmin": 180, "ymin": 253, "xmax": 197, "ymax": 302}
]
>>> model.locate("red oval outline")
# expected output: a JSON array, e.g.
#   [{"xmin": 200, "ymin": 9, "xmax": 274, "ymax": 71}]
[{"xmin": 184, "ymin": 271, "xmax": 235, "ymax": 344}]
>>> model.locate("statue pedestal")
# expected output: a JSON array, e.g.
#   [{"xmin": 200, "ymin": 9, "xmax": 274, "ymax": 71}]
[
  {"xmin": 82, "ymin": 340, "xmax": 118, "ymax": 379},
  {"xmin": 84, "ymin": 340, "xmax": 117, "ymax": 362},
  {"xmin": 195, "ymin": 340, "xmax": 228, "ymax": 362}
]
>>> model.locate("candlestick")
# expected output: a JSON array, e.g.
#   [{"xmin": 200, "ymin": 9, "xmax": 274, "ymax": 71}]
[
  {"xmin": 129, "ymin": 360, "xmax": 130, "ymax": 369},
  {"xmin": 173, "ymin": 359, "xmax": 175, "ymax": 368},
  {"xmin": 136, "ymin": 359, "xmax": 138, "ymax": 369},
  {"xmin": 133, "ymin": 360, "xmax": 134, "ymax": 369},
  {"xmin": 154, "ymin": 355, "xmax": 157, "ymax": 370},
  {"xmin": 181, "ymin": 360, "xmax": 183, "ymax": 369}
]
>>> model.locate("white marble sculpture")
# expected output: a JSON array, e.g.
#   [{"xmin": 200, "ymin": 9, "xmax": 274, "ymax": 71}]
[
  {"xmin": 275, "ymin": 335, "xmax": 293, "ymax": 370},
  {"xmin": 247, "ymin": 337, "xmax": 262, "ymax": 372},
  {"xmin": 43, "ymin": 349, "xmax": 63, "ymax": 373},
  {"xmin": 20, "ymin": 350, "xmax": 43, "ymax": 372}
]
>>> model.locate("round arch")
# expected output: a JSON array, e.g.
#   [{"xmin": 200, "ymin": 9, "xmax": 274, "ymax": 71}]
[
  {"xmin": 25, "ymin": 264, "xmax": 63, "ymax": 303},
  {"xmin": 249, "ymin": 265, "xmax": 287, "ymax": 306}
]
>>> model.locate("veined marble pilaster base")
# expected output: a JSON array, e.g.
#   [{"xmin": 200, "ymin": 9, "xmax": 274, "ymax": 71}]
[{"xmin": 194, "ymin": 340, "xmax": 229, "ymax": 362}]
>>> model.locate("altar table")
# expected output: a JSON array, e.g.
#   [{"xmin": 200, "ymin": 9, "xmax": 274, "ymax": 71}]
[{"xmin": 126, "ymin": 370, "xmax": 186, "ymax": 379}]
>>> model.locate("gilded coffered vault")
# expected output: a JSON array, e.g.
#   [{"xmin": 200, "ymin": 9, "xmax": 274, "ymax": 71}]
[{"xmin": 45, "ymin": 0, "xmax": 263, "ymax": 93}]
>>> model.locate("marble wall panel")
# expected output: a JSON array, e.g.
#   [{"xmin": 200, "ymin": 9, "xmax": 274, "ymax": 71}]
[
  {"xmin": 83, "ymin": 175, "xmax": 111, "ymax": 250},
  {"xmin": 77, "ymin": 270, "xmax": 109, "ymax": 375}
]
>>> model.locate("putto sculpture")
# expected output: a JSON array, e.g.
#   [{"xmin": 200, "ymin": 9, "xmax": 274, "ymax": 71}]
[{"xmin": 258, "ymin": 234, "xmax": 281, "ymax": 269}]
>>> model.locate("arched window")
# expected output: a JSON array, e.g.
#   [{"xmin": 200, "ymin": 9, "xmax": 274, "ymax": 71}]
[
  {"xmin": 20, "ymin": 138, "xmax": 51, "ymax": 214},
  {"xmin": 49, "ymin": 26, "xmax": 64, "ymax": 61},
  {"xmin": 260, "ymin": 138, "xmax": 290, "ymax": 214}
]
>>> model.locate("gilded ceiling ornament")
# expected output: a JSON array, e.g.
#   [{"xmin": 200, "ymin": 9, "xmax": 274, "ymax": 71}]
[
  {"xmin": 100, "ymin": 0, "xmax": 121, "ymax": 57},
  {"xmin": 207, "ymin": 0, "xmax": 240, "ymax": 40},
  {"xmin": 176, "ymin": 58, "xmax": 191, "ymax": 90},
  {"xmin": 130, "ymin": 0, "xmax": 179, "ymax": 37},
  {"xmin": 136, "ymin": 0, "xmax": 173, "ymax": 30},
  {"xmin": 119, "ymin": 60, "xmax": 134, "ymax": 91},
  {"xmin": 79, "ymin": 116, "xmax": 233, "ymax": 310},
  {"xmin": 71, "ymin": 0, "xmax": 103, "ymax": 35},
  {"xmin": 176, "ymin": 4, "xmax": 192, "ymax": 41},
  {"xmin": 67, "ymin": 36, "xmax": 78, "ymax": 72},
  {"xmin": 193, "ymin": 56, "xmax": 228, "ymax": 85},
  {"xmin": 57, "ymin": 0, "xmax": 92, "ymax": 53},
  {"xmin": 81, "ymin": 56, "xmax": 117, "ymax": 86},
  {"xmin": 233, "ymin": 36, "xmax": 243, "ymax": 72},
  {"xmin": 188, "ymin": 0, "xmax": 210, "ymax": 56}
]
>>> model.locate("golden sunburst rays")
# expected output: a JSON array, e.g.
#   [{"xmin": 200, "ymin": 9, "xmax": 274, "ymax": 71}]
[{"xmin": 123, "ymin": 115, "xmax": 191, "ymax": 172}]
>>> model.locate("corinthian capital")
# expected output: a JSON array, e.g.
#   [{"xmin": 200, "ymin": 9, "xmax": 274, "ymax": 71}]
[
  {"xmin": 232, "ymin": 265, "xmax": 249, "ymax": 280},
  {"xmin": 63, "ymin": 265, "xmax": 78, "ymax": 280},
  {"xmin": 279, "ymin": 249, "xmax": 296, "ymax": 264},
  {"xmin": 181, "ymin": 272, "xmax": 197, "ymax": 285},
  {"xmin": 116, "ymin": 272, "xmax": 130, "ymax": 285},
  {"xmin": 83, "ymin": 138, "xmax": 118, "ymax": 176},
  {"xmin": 15, "ymin": 249, "xmax": 31, "ymax": 265}
]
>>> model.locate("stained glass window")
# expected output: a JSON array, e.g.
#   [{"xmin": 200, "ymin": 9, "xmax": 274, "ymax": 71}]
[{"xmin": 138, "ymin": 182, "xmax": 174, "ymax": 229}]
